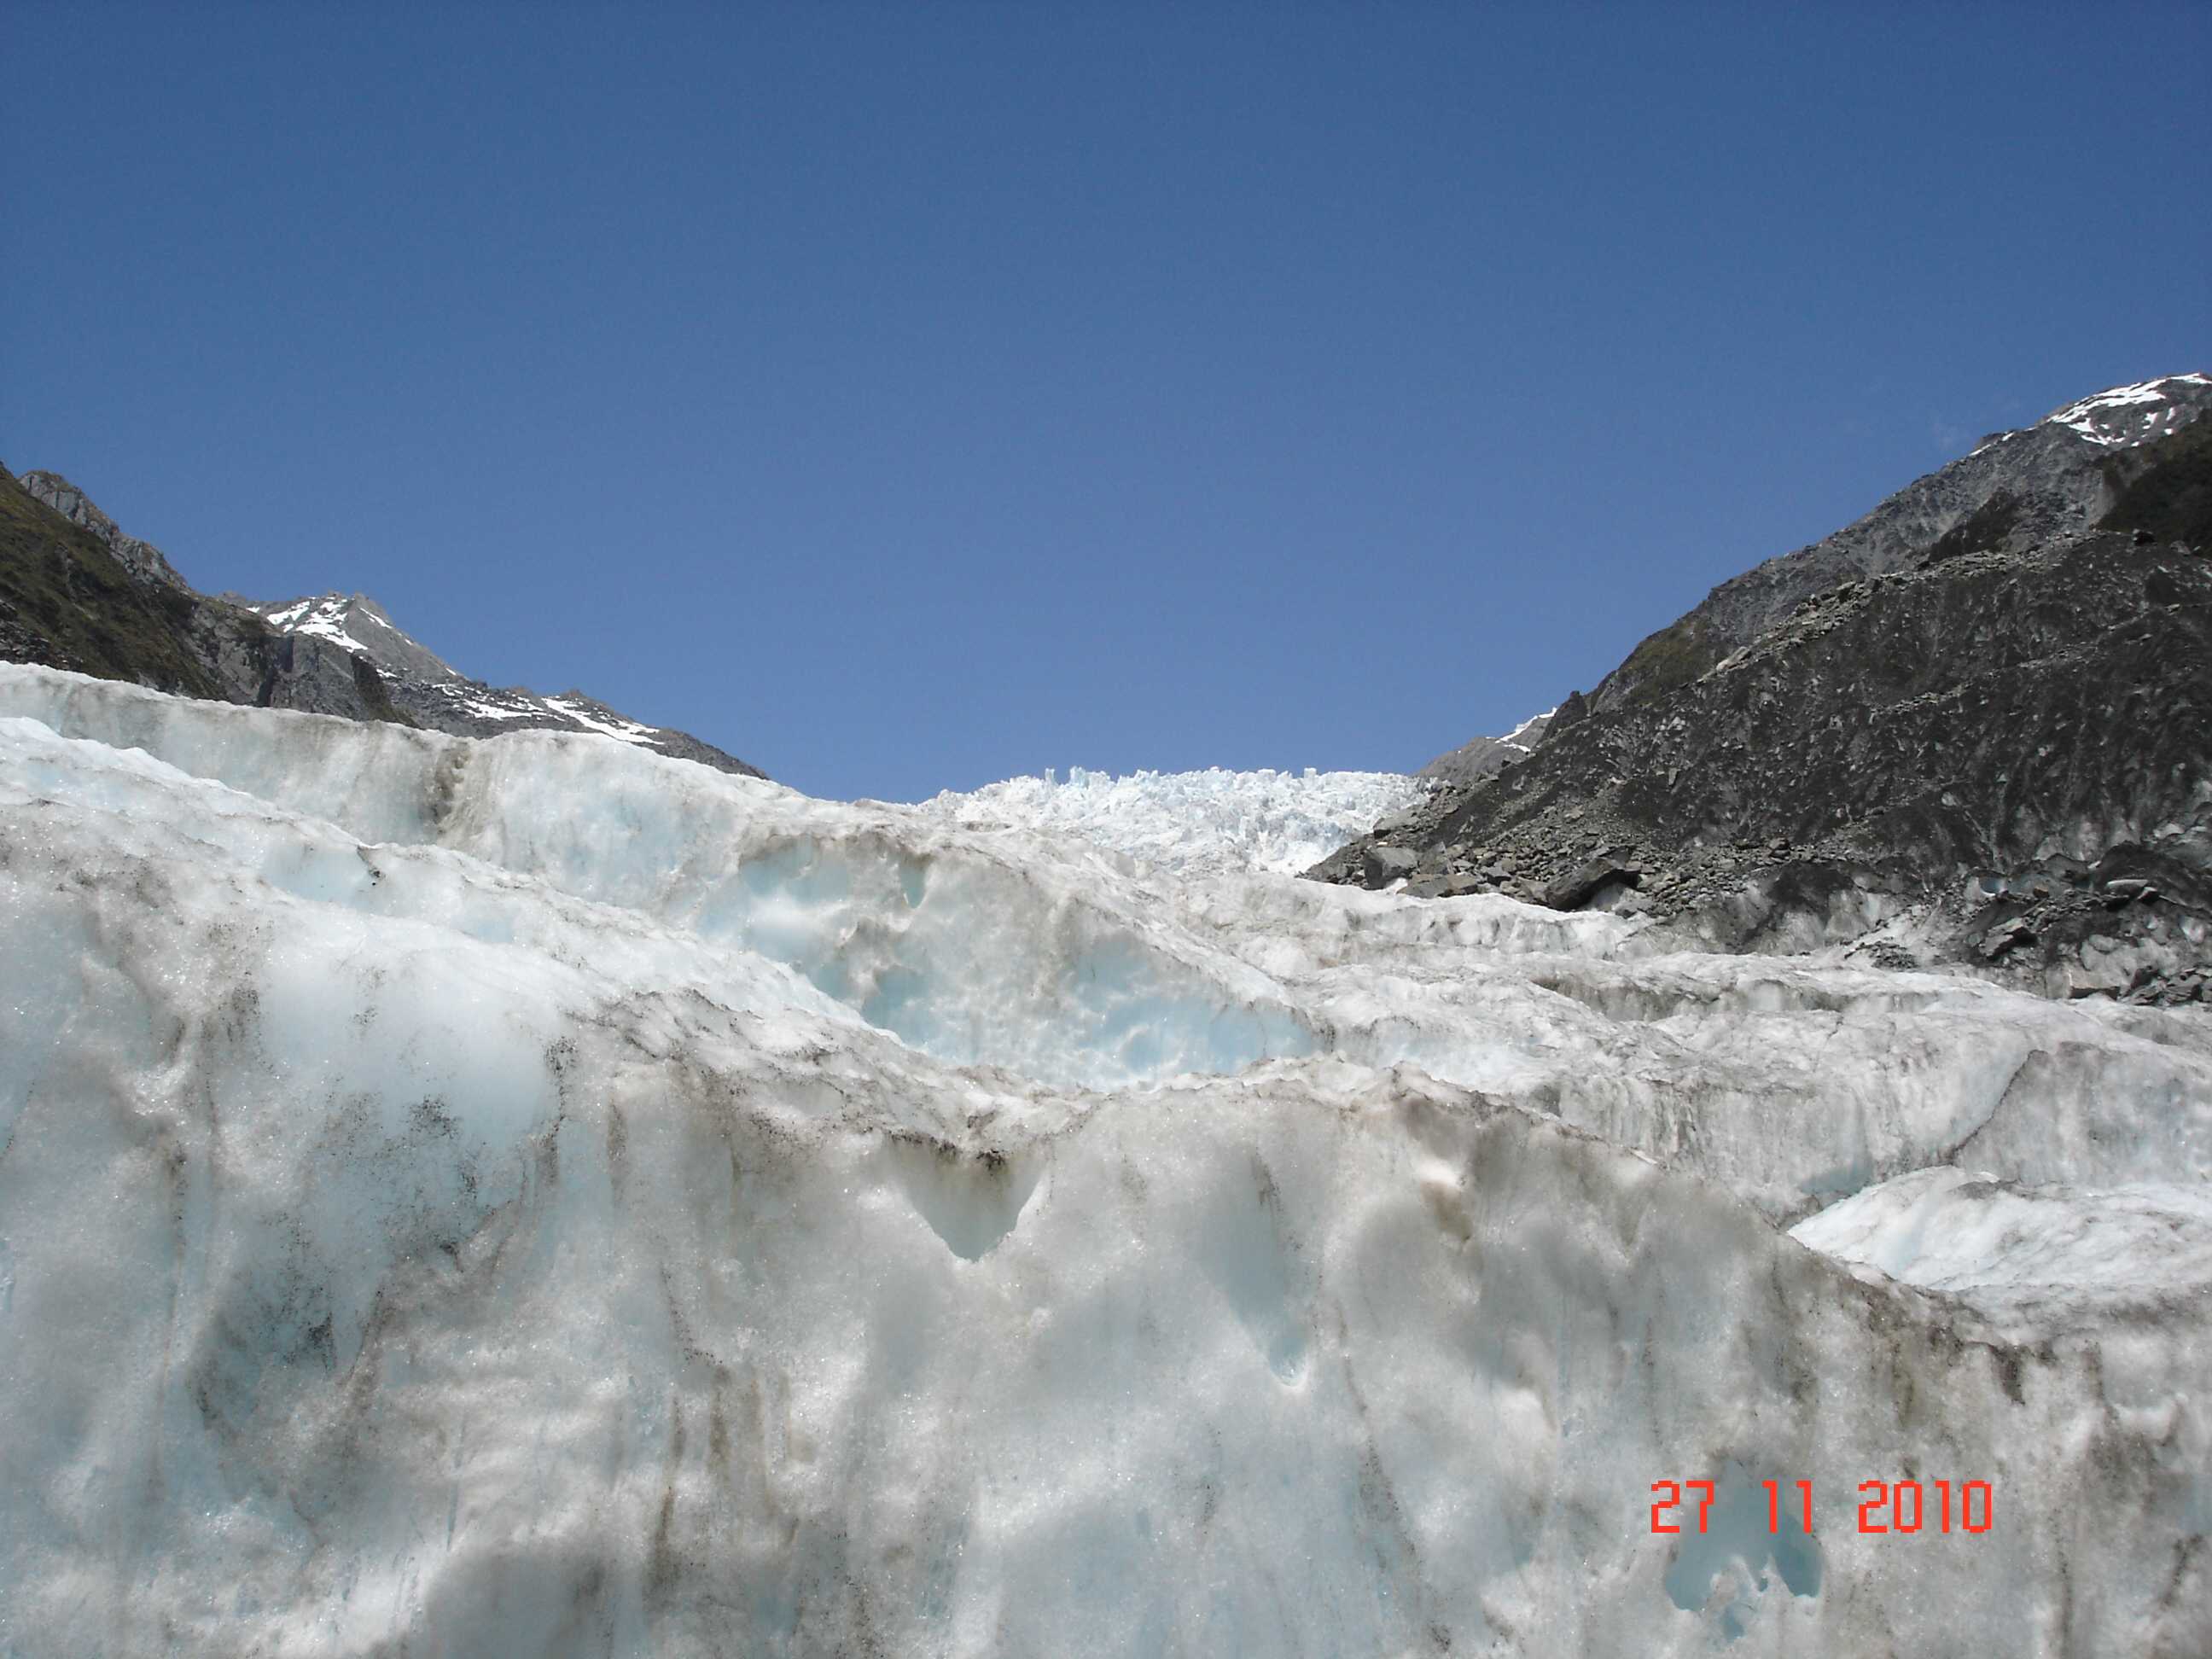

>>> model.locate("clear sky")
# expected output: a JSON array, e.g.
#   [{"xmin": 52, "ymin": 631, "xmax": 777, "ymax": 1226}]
[{"xmin": 6, "ymin": 3, "xmax": 2207, "ymax": 800}]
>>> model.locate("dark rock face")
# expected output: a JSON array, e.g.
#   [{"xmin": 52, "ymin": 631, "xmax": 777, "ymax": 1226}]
[
  {"xmin": 1418, "ymin": 707, "xmax": 1555, "ymax": 784},
  {"xmin": 1588, "ymin": 373, "xmax": 2212, "ymax": 715},
  {"xmin": 1541, "ymin": 854, "xmax": 1640, "ymax": 911},
  {"xmin": 1308, "ymin": 375, "xmax": 2212, "ymax": 1004},
  {"xmin": 0, "ymin": 465, "xmax": 768, "ymax": 778}
]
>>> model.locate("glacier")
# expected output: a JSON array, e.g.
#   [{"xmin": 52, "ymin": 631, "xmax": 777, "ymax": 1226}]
[
  {"xmin": 0, "ymin": 662, "xmax": 2206, "ymax": 1656},
  {"xmin": 914, "ymin": 764, "xmax": 1427, "ymax": 880}
]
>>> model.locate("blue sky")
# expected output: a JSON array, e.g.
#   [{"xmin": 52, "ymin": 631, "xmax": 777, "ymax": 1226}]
[{"xmin": 7, "ymin": 4, "xmax": 2207, "ymax": 800}]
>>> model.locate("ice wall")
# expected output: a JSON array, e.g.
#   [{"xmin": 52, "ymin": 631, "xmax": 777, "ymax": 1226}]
[
  {"xmin": 2, "ymin": 665, "xmax": 2208, "ymax": 1656},
  {"xmin": 5, "ymin": 668, "xmax": 2204, "ymax": 1221}
]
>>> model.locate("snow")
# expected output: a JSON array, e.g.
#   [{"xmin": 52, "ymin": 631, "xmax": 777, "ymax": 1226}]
[
  {"xmin": 915, "ymin": 764, "xmax": 1427, "ymax": 877},
  {"xmin": 427, "ymin": 682, "xmax": 540, "ymax": 721},
  {"xmin": 257, "ymin": 595, "xmax": 381, "ymax": 656},
  {"xmin": 1494, "ymin": 705, "xmax": 1556, "ymax": 754},
  {"xmin": 247, "ymin": 599, "xmax": 698, "ymax": 751},
  {"xmin": 542, "ymin": 693, "xmax": 670, "ymax": 748},
  {"xmin": 2040, "ymin": 372, "xmax": 2211, "ymax": 447},
  {"xmin": 1, "ymin": 661, "xmax": 2207, "ymax": 1656}
]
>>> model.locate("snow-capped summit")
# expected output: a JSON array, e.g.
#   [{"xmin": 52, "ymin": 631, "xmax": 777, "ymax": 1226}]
[
  {"xmin": 242, "ymin": 592, "xmax": 466, "ymax": 684},
  {"xmin": 0, "ymin": 461, "xmax": 769, "ymax": 778},
  {"xmin": 2036, "ymin": 370, "xmax": 2212, "ymax": 448},
  {"xmin": 238, "ymin": 589, "xmax": 765, "ymax": 774}
]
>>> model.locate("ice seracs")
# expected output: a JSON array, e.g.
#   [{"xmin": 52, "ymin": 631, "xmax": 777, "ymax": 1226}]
[
  {"xmin": 0, "ymin": 661, "xmax": 2206, "ymax": 1656},
  {"xmin": 916, "ymin": 762, "xmax": 1427, "ymax": 878}
]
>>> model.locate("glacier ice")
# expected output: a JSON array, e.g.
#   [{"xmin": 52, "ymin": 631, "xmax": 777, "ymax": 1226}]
[
  {"xmin": 0, "ymin": 663, "xmax": 2206, "ymax": 1656},
  {"xmin": 915, "ymin": 763, "xmax": 1428, "ymax": 879},
  {"xmin": 1790, "ymin": 1167, "xmax": 2212, "ymax": 1336}
]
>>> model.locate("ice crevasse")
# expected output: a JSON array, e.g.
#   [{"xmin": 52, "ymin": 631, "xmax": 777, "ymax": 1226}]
[{"xmin": 0, "ymin": 663, "xmax": 2205, "ymax": 1656}]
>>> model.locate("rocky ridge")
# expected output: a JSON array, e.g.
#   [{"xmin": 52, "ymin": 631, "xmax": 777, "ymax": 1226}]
[
  {"xmin": 231, "ymin": 591, "xmax": 767, "ymax": 775},
  {"xmin": 1308, "ymin": 373, "xmax": 2212, "ymax": 1004},
  {"xmin": 0, "ymin": 465, "xmax": 765, "ymax": 777},
  {"xmin": 1589, "ymin": 373, "xmax": 2212, "ymax": 713},
  {"xmin": 1417, "ymin": 705, "xmax": 1555, "ymax": 785},
  {"xmin": 17, "ymin": 468, "xmax": 191, "ymax": 590}
]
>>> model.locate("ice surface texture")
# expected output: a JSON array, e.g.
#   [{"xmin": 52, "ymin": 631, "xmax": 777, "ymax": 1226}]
[
  {"xmin": 1, "ymin": 664, "xmax": 2207, "ymax": 1656},
  {"xmin": 916, "ymin": 763, "xmax": 1427, "ymax": 879}
]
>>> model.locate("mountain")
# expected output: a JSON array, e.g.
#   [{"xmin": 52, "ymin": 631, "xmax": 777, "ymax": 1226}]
[
  {"xmin": 1588, "ymin": 373, "xmax": 2212, "ymax": 714},
  {"xmin": 1417, "ymin": 705, "xmax": 1554, "ymax": 784},
  {"xmin": 233, "ymin": 591, "xmax": 767, "ymax": 774},
  {"xmin": 4, "ymin": 660, "xmax": 2207, "ymax": 1654},
  {"xmin": 16, "ymin": 467, "xmax": 190, "ymax": 589},
  {"xmin": 5, "ymin": 384, "xmax": 2209, "ymax": 1656},
  {"xmin": 1308, "ymin": 373, "xmax": 2212, "ymax": 1004},
  {"xmin": 0, "ymin": 465, "xmax": 765, "ymax": 777}
]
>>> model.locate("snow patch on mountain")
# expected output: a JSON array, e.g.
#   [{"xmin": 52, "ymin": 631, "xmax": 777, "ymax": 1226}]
[
  {"xmin": 1419, "ymin": 707, "xmax": 1559, "ymax": 783},
  {"xmin": 2038, "ymin": 371, "xmax": 2211, "ymax": 448},
  {"xmin": 540, "ymin": 693, "xmax": 667, "ymax": 748},
  {"xmin": 916, "ymin": 764, "xmax": 1428, "ymax": 877},
  {"xmin": 1494, "ymin": 705, "xmax": 1556, "ymax": 754},
  {"xmin": 242, "ymin": 592, "xmax": 466, "ymax": 685},
  {"xmin": 242, "ymin": 591, "xmax": 750, "ymax": 766},
  {"xmin": 261, "ymin": 596, "xmax": 402, "ymax": 652}
]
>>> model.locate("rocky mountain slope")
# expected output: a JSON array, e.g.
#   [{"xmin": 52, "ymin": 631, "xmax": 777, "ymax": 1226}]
[
  {"xmin": 1309, "ymin": 373, "xmax": 2212, "ymax": 1004},
  {"xmin": 1590, "ymin": 373, "xmax": 2212, "ymax": 713},
  {"xmin": 0, "ymin": 465, "xmax": 765, "ymax": 777},
  {"xmin": 233, "ymin": 591, "xmax": 766, "ymax": 774},
  {"xmin": 1417, "ymin": 706, "xmax": 1554, "ymax": 785}
]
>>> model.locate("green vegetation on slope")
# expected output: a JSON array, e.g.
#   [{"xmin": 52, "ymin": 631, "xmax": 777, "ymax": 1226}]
[
  {"xmin": 0, "ymin": 466, "xmax": 235, "ymax": 698},
  {"xmin": 0, "ymin": 465, "xmax": 416, "ymax": 727},
  {"xmin": 1609, "ymin": 613, "xmax": 1718, "ymax": 707}
]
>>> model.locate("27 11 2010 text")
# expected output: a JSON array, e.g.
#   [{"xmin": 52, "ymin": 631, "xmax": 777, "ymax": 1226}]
[{"xmin": 1650, "ymin": 1478, "xmax": 1992, "ymax": 1536}]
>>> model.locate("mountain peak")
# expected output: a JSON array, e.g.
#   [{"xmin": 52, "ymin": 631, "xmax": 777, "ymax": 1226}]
[
  {"xmin": 243, "ymin": 592, "xmax": 463, "ymax": 686},
  {"xmin": 240, "ymin": 592, "xmax": 766, "ymax": 776},
  {"xmin": 2034, "ymin": 370, "xmax": 2211, "ymax": 449},
  {"xmin": 3, "ymin": 469, "xmax": 768, "ymax": 779}
]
